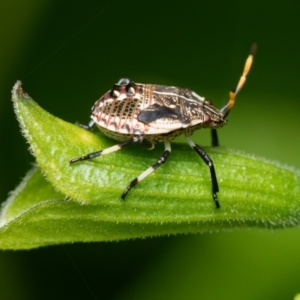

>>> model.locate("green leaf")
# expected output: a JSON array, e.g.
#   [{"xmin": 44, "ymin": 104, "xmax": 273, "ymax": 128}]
[{"xmin": 1, "ymin": 81, "xmax": 300, "ymax": 250}]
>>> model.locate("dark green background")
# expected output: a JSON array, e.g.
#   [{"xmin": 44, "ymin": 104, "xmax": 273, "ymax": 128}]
[{"xmin": 1, "ymin": 0, "xmax": 300, "ymax": 299}]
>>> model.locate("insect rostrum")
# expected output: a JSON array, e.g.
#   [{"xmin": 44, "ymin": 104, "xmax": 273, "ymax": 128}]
[{"xmin": 70, "ymin": 44, "xmax": 256, "ymax": 208}]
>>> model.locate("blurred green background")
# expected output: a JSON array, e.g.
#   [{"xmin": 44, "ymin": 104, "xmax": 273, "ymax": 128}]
[{"xmin": 1, "ymin": 0, "xmax": 300, "ymax": 299}]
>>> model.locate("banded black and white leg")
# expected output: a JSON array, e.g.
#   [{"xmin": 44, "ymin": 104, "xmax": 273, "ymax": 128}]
[
  {"xmin": 70, "ymin": 136, "xmax": 143, "ymax": 164},
  {"xmin": 70, "ymin": 137, "xmax": 171, "ymax": 199},
  {"xmin": 211, "ymin": 129, "xmax": 219, "ymax": 147},
  {"xmin": 121, "ymin": 141, "xmax": 171, "ymax": 199},
  {"xmin": 186, "ymin": 136, "xmax": 220, "ymax": 208},
  {"xmin": 76, "ymin": 119, "xmax": 96, "ymax": 131}
]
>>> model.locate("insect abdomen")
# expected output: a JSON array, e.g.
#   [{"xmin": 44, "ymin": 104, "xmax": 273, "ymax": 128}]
[{"xmin": 91, "ymin": 83, "xmax": 152, "ymax": 136}]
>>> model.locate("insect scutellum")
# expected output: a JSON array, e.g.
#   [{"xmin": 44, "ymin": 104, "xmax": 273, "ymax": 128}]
[{"xmin": 70, "ymin": 44, "xmax": 256, "ymax": 208}]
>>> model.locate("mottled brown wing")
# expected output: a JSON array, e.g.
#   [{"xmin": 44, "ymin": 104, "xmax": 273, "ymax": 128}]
[{"xmin": 138, "ymin": 103, "xmax": 185, "ymax": 130}]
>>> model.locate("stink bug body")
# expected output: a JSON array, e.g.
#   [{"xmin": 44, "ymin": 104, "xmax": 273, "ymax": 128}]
[{"xmin": 70, "ymin": 44, "xmax": 256, "ymax": 208}]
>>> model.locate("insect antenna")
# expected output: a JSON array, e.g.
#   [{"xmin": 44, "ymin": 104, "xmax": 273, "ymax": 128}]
[{"xmin": 221, "ymin": 43, "xmax": 257, "ymax": 118}]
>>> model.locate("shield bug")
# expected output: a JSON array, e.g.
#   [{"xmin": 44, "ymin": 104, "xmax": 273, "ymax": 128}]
[{"xmin": 70, "ymin": 44, "xmax": 256, "ymax": 208}]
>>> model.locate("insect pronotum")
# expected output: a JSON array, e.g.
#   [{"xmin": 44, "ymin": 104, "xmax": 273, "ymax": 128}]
[{"xmin": 70, "ymin": 44, "xmax": 256, "ymax": 208}]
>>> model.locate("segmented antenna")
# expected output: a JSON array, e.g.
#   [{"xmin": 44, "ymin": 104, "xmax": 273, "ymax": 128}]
[{"xmin": 221, "ymin": 43, "xmax": 257, "ymax": 117}]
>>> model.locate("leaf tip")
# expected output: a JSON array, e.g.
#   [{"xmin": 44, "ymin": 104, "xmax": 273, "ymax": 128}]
[{"xmin": 12, "ymin": 81, "xmax": 31, "ymax": 101}]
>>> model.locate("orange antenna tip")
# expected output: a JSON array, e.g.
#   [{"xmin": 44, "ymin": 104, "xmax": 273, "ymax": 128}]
[
  {"xmin": 221, "ymin": 43, "xmax": 256, "ymax": 117},
  {"xmin": 235, "ymin": 43, "xmax": 257, "ymax": 94}
]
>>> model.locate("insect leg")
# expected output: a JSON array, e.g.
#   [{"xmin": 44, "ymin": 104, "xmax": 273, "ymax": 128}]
[
  {"xmin": 211, "ymin": 129, "xmax": 220, "ymax": 147},
  {"xmin": 75, "ymin": 119, "xmax": 95, "ymax": 130},
  {"xmin": 117, "ymin": 78, "xmax": 130, "ymax": 85},
  {"xmin": 121, "ymin": 141, "xmax": 171, "ymax": 199},
  {"xmin": 185, "ymin": 136, "xmax": 220, "ymax": 208},
  {"xmin": 70, "ymin": 136, "xmax": 142, "ymax": 164}
]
